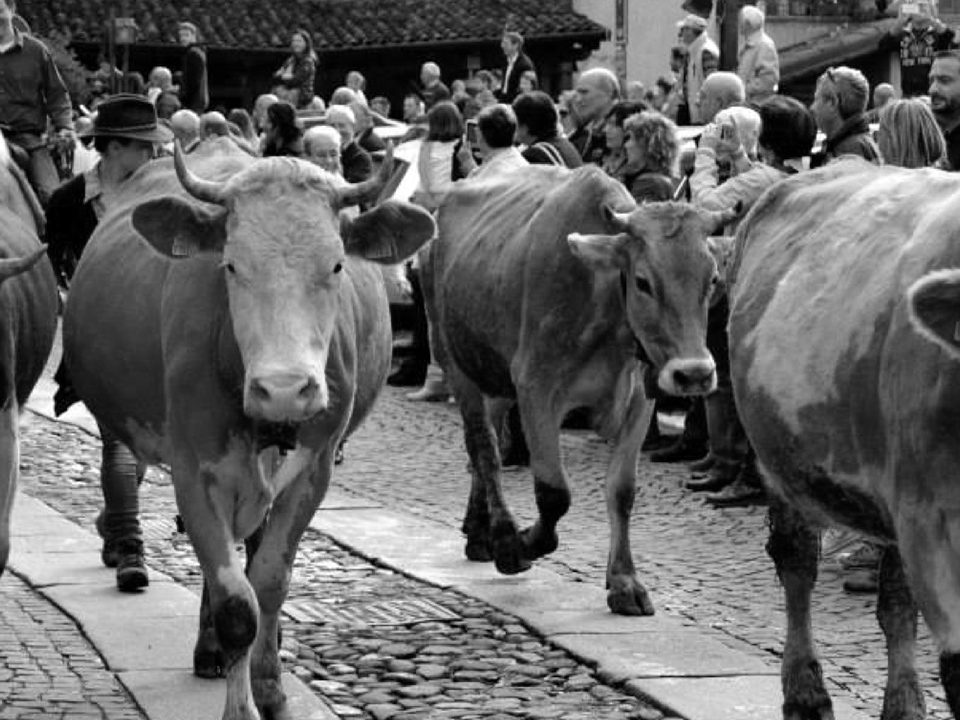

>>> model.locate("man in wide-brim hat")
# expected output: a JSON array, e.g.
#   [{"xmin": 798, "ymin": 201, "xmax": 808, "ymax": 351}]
[{"xmin": 46, "ymin": 93, "xmax": 173, "ymax": 594}]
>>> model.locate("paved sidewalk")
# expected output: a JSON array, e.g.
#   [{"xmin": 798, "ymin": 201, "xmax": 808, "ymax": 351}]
[{"xmin": 6, "ymin": 364, "xmax": 871, "ymax": 720}]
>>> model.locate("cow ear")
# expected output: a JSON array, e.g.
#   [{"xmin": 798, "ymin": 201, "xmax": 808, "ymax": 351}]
[
  {"xmin": 341, "ymin": 199, "xmax": 436, "ymax": 265},
  {"xmin": 567, "ymin": 233, "xmax": 629, "ymax": 271},
  {"xmin": 907, "ymin": 269, "xmax": 960, "ymax": 360},
  {"xmin": 132, "ymin": 196, "xmax": 228, "ymax": 258}
]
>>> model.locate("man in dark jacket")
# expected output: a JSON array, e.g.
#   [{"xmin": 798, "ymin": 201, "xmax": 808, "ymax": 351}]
[
  {"xmin": 930, "ymin": 50, "xmax": 960, "ymax": 170},
  {"xmin": 810, "ymin": 66, "xmax": 880, "ymax": 167},
  {"xmin": 178, "ymin": 21, "xmax": 208, "ymax": 113},
  {"xmin": 47, "ymin": 94, "xmax": 173, "ymax": 594},
  {"xmin": 498, "ymin": 31, "xmax": 536, "ymax": 103}
]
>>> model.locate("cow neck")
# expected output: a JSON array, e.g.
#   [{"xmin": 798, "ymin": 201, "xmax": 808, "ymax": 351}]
[{"xmin": 618, "ymin": 270, "xmax": 654, "ymax": 366}]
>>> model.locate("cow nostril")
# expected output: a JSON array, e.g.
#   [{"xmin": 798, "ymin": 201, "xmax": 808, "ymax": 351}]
[
  {"xmin": 298, "ymin": 378, "xmax": 318, "ymax": 400},
  {"xmin": 674, "ymin": 367, "xmax": 711, "ymax": 389},
  {"xmin": 250, "ymin": 379, "xmax": 271, "ymax": 401}
]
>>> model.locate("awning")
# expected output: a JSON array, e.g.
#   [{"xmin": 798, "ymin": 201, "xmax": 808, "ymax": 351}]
[{"xmin": 779, "ymin": 18, "xmax": 899, "ymax": 83}]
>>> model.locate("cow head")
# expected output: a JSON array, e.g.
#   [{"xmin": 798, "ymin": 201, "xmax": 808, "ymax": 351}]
[
  {"xmin": 132, "ymin": 144, "xmax": 435, "ymax": 423},
  {"xmin": 568, "ymin": 202, "xmax": 736, "ymax": 396},
  {"xmin": 908, "ymin": 268, "xmax": 960, "ymax": 361}
]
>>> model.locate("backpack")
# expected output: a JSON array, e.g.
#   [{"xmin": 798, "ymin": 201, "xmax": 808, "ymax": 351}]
[{"xmin": 531, "ymin": 141, "xmax": 565, "ymax": 166}]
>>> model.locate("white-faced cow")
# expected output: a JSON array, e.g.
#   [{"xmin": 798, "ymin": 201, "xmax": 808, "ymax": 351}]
[
  {"xmin": 0, "ymin": 139, "xmax": 59, "ymax": 575},
  {"xmin": 62, "ymin": 139, "xmax": 435, "ymax": 720},
  {"xmin": 728, "ymin": 159, "xmax": 960, "ymax": 719},
  {"xmin": 427, "ymin": 165, "xmax": 734, "ymax": 615}
]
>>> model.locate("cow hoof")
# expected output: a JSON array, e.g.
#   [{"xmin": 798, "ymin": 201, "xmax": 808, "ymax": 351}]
[
  {"xmin": 193, "ymin": 629, "xmax": 225, "ymax": 679},
  {"xmin": 607, "ymin": 579, "xmax": 655, "ymax": 616},
  {"xmin": 464, "ymin": 537, "xmax": 493, "ymax": 562},
  {"xmin": 783, "ymin": 702, "xmax": 834, "ymax": 720},
  {"xmin": 492, "ymin": 537, "xmax": 532, "ymax": 575},
  {"xmin": 519, "ymin": 525, "xmax": 558, "ymax": 560},
  {"xmin": 254, "ymin": 678, "xmax": 289, "ymax": 720}
]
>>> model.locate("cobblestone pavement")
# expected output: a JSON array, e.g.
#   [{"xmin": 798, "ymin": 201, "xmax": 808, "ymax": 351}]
[
  {"xmin": 13, "ymin": 382, "xmax": 951, "ymax": 719},
  {"xmin": 323, "ymin": 390, "xmax": 951, "ymax": 719},
  {"xmin": 17, "ymin": 413, "xmax": 669, "ymax": 720},
  {"xmin": 0, "ymin": 571, "xmax": 145, "ymax": 719}
]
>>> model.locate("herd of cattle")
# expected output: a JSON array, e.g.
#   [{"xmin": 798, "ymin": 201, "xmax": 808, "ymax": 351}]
[{"xmin": 0, "ymin": 134, "xmax": 956, "ymax": 720}]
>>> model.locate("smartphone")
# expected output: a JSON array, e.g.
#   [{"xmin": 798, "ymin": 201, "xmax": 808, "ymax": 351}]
[
  {"xmin": 466, "ymin": 120, "xmax": 478, "ymax": 145},
  {"xmin": 720, "ymin": 123, "xmax": 734, "ymax": 141}
]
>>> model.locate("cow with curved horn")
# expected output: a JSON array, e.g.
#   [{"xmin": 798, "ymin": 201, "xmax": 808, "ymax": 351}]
[
  {"xmin": 426, "ymin": 164, "xmax": 736, "ymax": 615},
  {"xmin": 62, "ymin": 137, "xmax": 435, "ymax": 720},
  {"xmin": 0, "ymin": 132, "xmax": 58, "ymax": 577}
]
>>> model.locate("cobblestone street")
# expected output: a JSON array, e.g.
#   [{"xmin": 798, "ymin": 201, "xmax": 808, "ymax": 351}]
[{"xmin": 5, "ymin": 383, "xmax": 952, "ymax": 718}]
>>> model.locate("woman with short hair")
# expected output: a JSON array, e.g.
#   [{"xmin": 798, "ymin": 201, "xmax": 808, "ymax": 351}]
[
  {"xmin": 877, "ymin": 98, "xmax": 947, "ymax": 168},
  {"xmin": 622, "ymin": 110, "xmax": 680, "ymax": 202}
]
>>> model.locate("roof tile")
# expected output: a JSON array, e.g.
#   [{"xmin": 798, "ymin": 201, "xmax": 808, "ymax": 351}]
[{"xmin": 16, "ymin": 0, "xmax": 607, "ymax": 50}]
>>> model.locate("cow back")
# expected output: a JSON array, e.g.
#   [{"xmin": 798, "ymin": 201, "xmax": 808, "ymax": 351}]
[{"xmin": 433, "ymin": 165, "xmax": 635, "ymax": 397}]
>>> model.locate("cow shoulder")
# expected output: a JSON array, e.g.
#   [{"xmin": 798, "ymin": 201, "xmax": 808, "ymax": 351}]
[
  {"xmin": 132, "ymin": 196, "xmax": 228, "ymax": 258},
  {"xmin": 341, "ymin": 199, "xmax": 435, "ymax": 265}
]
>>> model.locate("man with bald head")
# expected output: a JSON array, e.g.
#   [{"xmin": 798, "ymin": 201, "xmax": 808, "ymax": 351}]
[
  {"xmin": 419, "ymin": 61, "xmax": 450, "ymax": 110},
  {"xmin": 696, "ymin": 71, "xmax": 745, "ymax": 125},
  {"xmin": 170, "ymin": 109, "xmax": 200, "ymax": 152},
  {"xmin": 570, "ymin": 67, "xmax": 620, "ymax": 164}
]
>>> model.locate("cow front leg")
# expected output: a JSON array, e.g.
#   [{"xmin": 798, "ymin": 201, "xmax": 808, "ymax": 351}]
[
  {"xmin": 876, "ymin": 545, "xmax": 923, "ymax": 720},
  {"xmin": 514, "ymin": 387, "xmax": 570, "ymax": 563},
  {"xmin": 0, "ymin": 399, "xmax": 18, "ymax": 576},
  {"xmin": 247, "ymin": 449, "xmax": 329, "ymax": 720},
  {"xmin": 448, "ymin": 366, "xmax": 527, "ymax": 573},
  {"xmin": 174, "ymin": 457, "xmax": 260, "ymax": 720},
  {"xmin": 766, "ymin": 496, "xmax": 833, "ymax": 720},
  {"xmin": 604, "ymin": 390, "xmax": 654, "ymax": 616}
]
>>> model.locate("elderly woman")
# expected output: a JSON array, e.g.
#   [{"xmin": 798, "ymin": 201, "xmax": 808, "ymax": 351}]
[
  {"xmin": 303, "ymin": 125, "xmax": 344, "ymax": 175},
  {"xmin": 621, "ymin": 110, "xmax": 680, "ymax": 202}
]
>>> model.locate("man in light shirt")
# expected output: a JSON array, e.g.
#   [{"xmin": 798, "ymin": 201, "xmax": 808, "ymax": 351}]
[{"xmin": 457, "ymin": 103, "xmax": 528, "ymax": 179}]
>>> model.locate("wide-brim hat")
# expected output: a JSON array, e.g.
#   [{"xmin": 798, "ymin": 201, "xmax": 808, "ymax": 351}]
[{"xmin": 79, "ymin": 93, "xmax": 174, "ymax": 144}]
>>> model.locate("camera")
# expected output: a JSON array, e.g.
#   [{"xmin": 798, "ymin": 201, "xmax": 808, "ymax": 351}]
[{"xmin": 466, "ymin": 119, "xmax": 478, "ymax": 145}]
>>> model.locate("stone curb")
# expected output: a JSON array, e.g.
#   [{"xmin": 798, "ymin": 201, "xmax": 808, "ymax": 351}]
[{"xmin": 7, "ymin": 492, "xmax": 338, "ymax": 720}]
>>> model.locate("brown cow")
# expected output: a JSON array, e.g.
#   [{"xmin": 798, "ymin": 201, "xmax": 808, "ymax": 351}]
[
  {"xmin": 729, "ymin": 159, "xmax": 960, "ymax": 719},
  {"xmin": 429, "ymin": 164, "xmax": 733, "ymax": 615},
  {"xmin": 63, "ymin": 140, "xmax": 435, "ymax": 720}
]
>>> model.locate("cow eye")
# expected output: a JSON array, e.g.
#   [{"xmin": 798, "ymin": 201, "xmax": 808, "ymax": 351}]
[
  {"xmin": 222, "ymin": 261, "xmax": 237, "ymax": 275},
  {"xmin": 332, "ymin": 262, "xmax": 343, "ymax": 274},
  {"xmin": 634, "ymin": 276, "xmax": 653, "ymax": 295}
]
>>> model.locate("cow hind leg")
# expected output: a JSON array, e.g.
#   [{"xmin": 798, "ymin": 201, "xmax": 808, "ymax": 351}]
[
  {"xmin": 766, "ymin": 496, "xmax": 834, "ymax": 720},
  {"xmin": 604, "ymin": 392, "xmax": 654, "ymax": 616},
  {"xmin": 194, "ymin": 581, "xmax": 225, "ymax": 678},
  {"xmin": 876, "ymin": 545, "xmax": 924, "ymax": 720},
  {"xmin": 448, "ymin": 367, "xmax": 528, "ymax": 574}
]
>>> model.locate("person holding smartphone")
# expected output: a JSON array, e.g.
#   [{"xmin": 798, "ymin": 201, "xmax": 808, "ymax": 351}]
[{"xmin": 456, "ymin": 103, "xmax": 528, "ymax": 179}]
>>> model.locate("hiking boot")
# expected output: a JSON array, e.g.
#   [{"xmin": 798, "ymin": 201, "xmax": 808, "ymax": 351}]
[
  {"xmin": 838, "ymin": 540, "xmax": 883, "ymax": 571},
  {"xmin": 95, "ymin": 511, "xmax": 121, "ymax": 568},
  {"xmin": 649, "ymin": 438, "xmax": 707, "ymax": 463},
  {"xmin": 842, "ymin": 568, "xmax": 878, "ymax": 593},
  {"xmin": 688, "ymin": 453, "xmax": 716, "ymax": 473},
  {"xmin": 115, "ymin": 540, "xmax": 149, "ymax": 593}
]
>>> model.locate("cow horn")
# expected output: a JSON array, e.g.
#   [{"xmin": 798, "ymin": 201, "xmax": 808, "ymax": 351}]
[
  {"xmin": 174, "ymin": 141, "xmax": 228, "ymax": 205},
  {"xmin": 601, "ymin": 203, "xmax": 632, "ymax": 233},
  {"xmin": 699, "ymin": 202, "xmax": 742, "ymax": 234},
  {"xmin": 336, "ymin": 141, "xmax": 394, "ymax": 207}
]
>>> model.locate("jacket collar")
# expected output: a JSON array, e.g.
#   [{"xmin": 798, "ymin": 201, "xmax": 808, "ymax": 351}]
[{"xmin": 825, "ymin": 113, "xmax": 871, "ymax": 152}]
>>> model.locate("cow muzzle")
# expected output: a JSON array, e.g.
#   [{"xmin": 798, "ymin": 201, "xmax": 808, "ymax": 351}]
[
  {"xmin": 657, "ymin": 357, "xmax": 717, "ymax": 397},
  {"xmin": 245, "ymin": 372, "xmax": 327, "ymax": 422}
]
